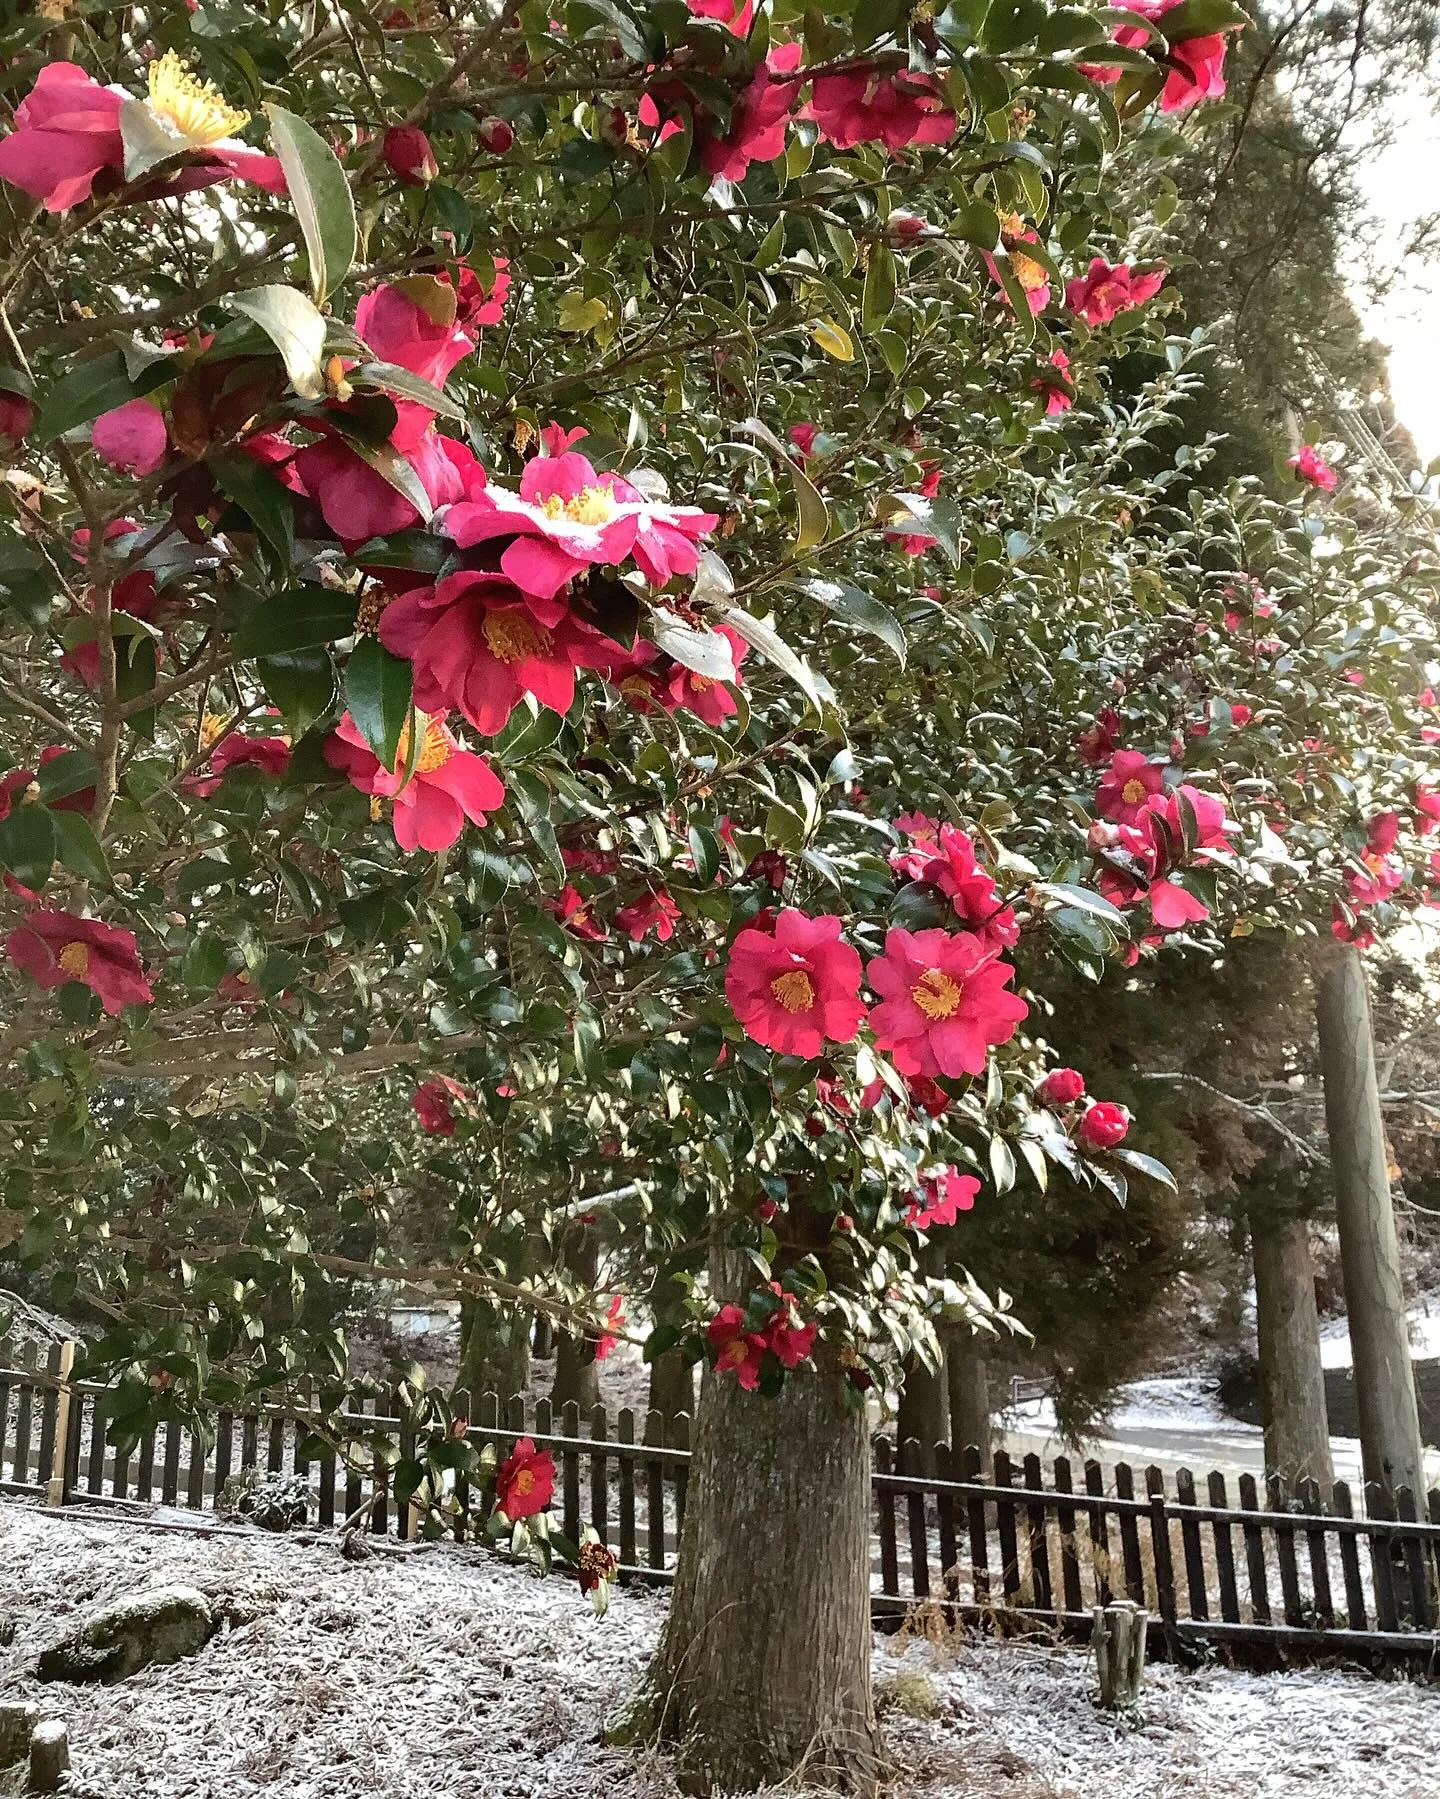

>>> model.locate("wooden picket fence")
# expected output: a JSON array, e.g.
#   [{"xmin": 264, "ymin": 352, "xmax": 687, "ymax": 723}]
[{"xmin": 3, "ymin": 1338, "xmax": 1439, "ymax": 1664}]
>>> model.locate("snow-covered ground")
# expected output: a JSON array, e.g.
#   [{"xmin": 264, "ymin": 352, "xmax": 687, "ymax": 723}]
[
  {"xmin": 0, "ymin": 1505, "xmax": 1435, "ymax": 1799},
  {"xmin": 1320, "ymin": 1298, "xmax": 1440, "ymax": 1371}
]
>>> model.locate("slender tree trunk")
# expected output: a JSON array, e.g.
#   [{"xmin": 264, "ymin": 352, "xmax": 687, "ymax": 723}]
[
  {"xmin": 1249, "ymin": 1202, "xmax": 1334, "ymax": 1487},
  {"xmin": 647, "ymin": 1348, "xmax": 696, "ymax": 1424},
  {"xmin": 628, "ymin": 1351, "xmax": 884, "ymax": 1794},
  {"xmin": 897, "ymin": 1348, "xmax": 948, "ymax": 1475},
  {"xmin": 531, "ymin": 1314, "xmax": 554, "ymax": 1360},
  {"xmin": 1316, "ymin": 947, "xmax": 1426, "ymax": 1499},
  {"xmin": 551, "ymin": 1232, "xmax": 602, "ymax": 1413},
  {"xmin": 942, "ymin": 1325, "xmax": 992, "ymax": 1476},
  {"xmin": 457, "ymin": 1298, "xmax": 529, "ymax": 1402}
]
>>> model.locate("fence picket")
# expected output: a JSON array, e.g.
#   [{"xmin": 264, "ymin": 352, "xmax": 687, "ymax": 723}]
[
  {"xmin": 1297, "ymin": 1478, "xmax": 1333, "ymax": 1627},
  {"xmin": 1238, "ymin": 1473, "xmax": 1272, "ymax": 1624},
  {"xmin": 994, "ymin": 1452, "xmax": 1022, "ymax": 1602},
  {"xmin": 903, "ymin": 1438, "xmax": 931, "ymax": 1599},
  {"xmin": 1365, "ymin": 1482, "xmax": 1402, "ymax": 1632},
  {"xmin": 644, "ymin": 1410, "xmax": 666, "ymax": 1570},
  {"xmin": 617, "ymin": 1409, "xmax": 637, "ymax": 1567},
  {"xmin": 1052, "ymin": 1458, "xmax": 1082, "ymax": 1615},
  {"xmin": 10, "ymin": 1343, "xmax": 35, "ymax": 1485},
  {"xmin": 134, "ymin": 1427, "xmax": 156, "ymax": 1503},
  {"xmin": 86, "ymin": 1392, "xmax": 108, "ymax": 1498},
  {"xmin": 1207, "ymin": 1471, "xmax": 1240, "ymax": 1623},
  {"xmin": 1145, "ymin": 1467, "xmax": 1176, "ymax": 1624},
  {"xmin": 590, "ymin": 1404, "xmax": 609, "ymax": 1547},
  {"xmin": 935, "ymin": 1443, "xmax": 959, "ymax": 1599},
  {"xmin": 962, "ymin": 1443, "xmax": 990, "ymax": 1605},
  {"xmin": 1084, "ymin": 1459, "xmax": 1111, "ymax": 1608},
  {"xmin": 1174, "ymin": 1468, "xmax": 1209, "ymax": 1621},
  {"xmin": 1332, "ymin": 1481, "xmax": 1367, "ymax": 1630},
  {"xmin": 874, "ymin": 1437, "xmax": 900, "ymax": 1598},
  {"xmin": 161, "ymin": 1422, "xmax": 182, "ymax": 1506},
  {"xmin": 1113, "ymin": 1463, "xmax": 1145, "ymax": 1604},
  {"xmin": 1395, "ymin": 1487, "xmax": 1433, "ymax": 1629},
  {"xmin": 1267, "ymin": 1473, "xmax": 1303, "ymax": 1627},
  {"xmin": 1022, "ymin": 1453, "xmax": 1052, "ymax": 1611},
  {"xmin": 562, "ymin": 1401, "xmax": 581, "ymax": 1542},
  {"xmin": 35, "ymin": 1344, "xmax": 61, "ymax": 1488}
]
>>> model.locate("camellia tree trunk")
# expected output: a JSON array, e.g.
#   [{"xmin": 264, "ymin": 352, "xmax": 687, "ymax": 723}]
[
  {"xmin": 551, "ymin": 1232, "xmax": 602, "ymax": 1413},
  {"xmin": 624, "ymin": 1261, "xmax": 884, "ymax": 1794},
  {"xmin": 1249, "ymin": 1195, "xmax": 1334, "ymax": 1488}
]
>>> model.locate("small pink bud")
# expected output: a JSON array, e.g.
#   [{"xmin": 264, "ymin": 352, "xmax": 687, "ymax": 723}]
[
  {"xmin": 383, "ymin": 125, "xmax": 438, "ymax": 186},
  {"xmin": 478, "ymin": 116, "xmax": 515, "ymax": 156}
]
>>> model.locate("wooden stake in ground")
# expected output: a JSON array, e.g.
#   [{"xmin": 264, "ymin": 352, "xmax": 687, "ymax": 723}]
[
  {"xmin": 1092, "ymin": 1600, "xmax": 1148, "ymax": 1710},
  {"xmin": 1315, "ymin": 946, "xmax": 1426, "ymax": 1500},
  {"xmin": 43, "ymin": 1340, "xmax": 76, "ymax": 1509},
  {"xmin": 29, "ymin": 1719, "xmax": 69, "ymax": 1793}
]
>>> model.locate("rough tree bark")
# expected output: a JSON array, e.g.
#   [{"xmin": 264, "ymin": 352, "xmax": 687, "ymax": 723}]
[
  {"xmin": 457, "ymin": 1298, "xmax": 529, "ymax": 1401},
  {"xmin": 627, "ymin": 1347, "xmax": 884, "ymax": 1795},
  {"xmin": 1250, "ymin": 1200, "xmax": 1334, "ymax": 1487},
  {"xmin": 1315, "ymin": 945, "xmax": 1426, "ymax": 1499},
  {"xmin": 897, "ymin": 1349, "xmax": 948, "ymax": 1475},
  {"xmin": 942, "ymin": 1325, "xmax": 992, "ymax": 1475},
  {"xmin": 531, "ymin": 1314, "xmax": 555, "ymax": 1360}
]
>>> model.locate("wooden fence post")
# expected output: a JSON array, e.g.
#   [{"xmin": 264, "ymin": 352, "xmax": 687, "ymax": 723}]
[{"xmin": 43, "ymin": 1340, "xmax": 76, "ymax": 1507}]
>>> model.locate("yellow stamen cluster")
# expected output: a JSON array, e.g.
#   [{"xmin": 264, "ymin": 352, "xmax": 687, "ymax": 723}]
[
  {"xmin": 198, "ymin": 712, "xmax": 230, "ymax": 752},
  {"xmin": 146, "ymin": 51, "xmax": 249, "ymax": 146},
  {"xmin": 394, "ymin": 712, "xmax": 452, "ymax": 777},
  {"xmin": 484, "ymin": 610, "xmax": 552, "ymax": 666},
  {"xmin": 539, "ymin": 486, "xmax": 617, "ymax": 528},
  {"xmin": 911, "ymin": 967, "xmax": 963, "ymax": 1021},
  {"xmin": 770, "ymin": 969, "xmax": 816, "ymax": 1014},
  {"xmin": 1121, "ymin": 779, "xmax": 1148, "ymax": 805},
  {"xmin": 57, "ymin": 942, "xmax": 91, "ymax": 978}
]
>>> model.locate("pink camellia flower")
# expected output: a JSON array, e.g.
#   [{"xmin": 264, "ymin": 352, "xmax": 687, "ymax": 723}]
[
  {"xmin": 494, "ymin": 1437, "xmax": 555, "ymax": 1519},
  {"xmin": 661, "ymin": 625, "xmax": 748, "ymax": 725},
  {"xmin": 1077, "ymin": 1100, "xmax": 1131, "ymax": 1150},
  {"xmin": 809, "ymin": 69, "xmax": 955, "ymax": 152},
  {"xmin": 1037, "ymin": 1067, "xmax": 1086, "ymax": 1107},
  {"xmin": 1367, "ymin": 810, "xmax": 1401, "ymax": 855},
  {"xmin": 0, "ymin": 56, "xmax": 286, "ymax": 214},
  {"xmin": 724, "ymin": 908, "xmax": 865, "ymax": 1058},
  {"xmin": 895, "ymin": 810, "xmax": 940, "ymax": 842},
  {"xmin": 290, "ymin": 412, "xmax": 476, "ymax": 547},
  {"xmin": 615, "ymin": 887, "xmax": 681, "ymax": 942},
  {"xmin": 706, "ymin": 1304, "xmax": 768, "ymax": 1390},
  {"xmin": 688, "ymin": 0, "xmax": 754, "ymax": 32},
  {"xmin": 413, "ymin": 1075, "xmax": 467, "ymax": 1136},
  {"xmin": 1229, "ymin": 704, "xmax": 1253, "ymax": 727},
  {"xmin": 788, "ymin": 423, "xmax": 819, "ymax": 460},
  {"xmin": 378, "ymin": 570, "xmax": 605, "ymax": 735},
  {"xmin": 445, "ymin": 447, "xmax": 718, "ymax": 601},
  {"xmin": 867, "ymin": 927, "xmax": 1027, "ymax": 1079},
  {"xmin": 1289, "ymin": 445, "xmax": 1338, "ymax": 492},
  {"xmin": 182, "ymin": 732, "xmax": 291, "ymax": 798},
  {"xmin": 1077, "ymin": 708, "xmax": 1122, "ymax": 765},
  {"xmin": 701, "ymin": 43, "xmax": 804, "ymax": 181},
  {"xmin": 1033, "ymin": 348, "xmax": 1074, "ymax": 416},
  {"xmin": 1065, "ymin": 258, "xmax": 1166, "ymax": 326},
  {"xmin": 382, "ymin": 125, "xmax": 437, "ymax": 185},
  {"xmin": 890, "ymin": 825, "xmax": 1019, "ymax": 952},
  {"xmin": 1414, "ymin": 784, "xmax": 1440, "ymax": 835},
  {"xmin": 904, "ymin": 1167, "xmax": 980, "ymax": 1230},
  {"xmin": 548, "ymin": 883, "xmax": 608, "ymax": 940},
  {"xmin": 1331, "ymin": 905, "xmax": 1377, "ymax": 950},
  {"xmin": 354, "ymin": 276, "xmax": 492, "ymax": 390},
  {"xmin": 1080, "ymin": 0, "xmax": 1238, "ymax": 113},
  {"xmin": 1096, "ymin": 750, "xmax": 1167, "ymax": 824},
  {"xmin": 0, "ymin": 390, "xmax": 35, "ymax": 450},
  {"xmin": 983, "ymin": 212, "xmax": 1051, "ymax": 315},
  {"xmin": 6, "ymin": 909, "xmax": 152, "ymax": 1013},
  {"xmin": 594, "ymin": 1294, "xmax": 626, "ymax": 1361},
  {"xmin": 1346, "ymin": 850, "xmax": 1403, "ymax": 909},
  {"xmin": 91, "ymin": 399, "xmax": 169, "ymax": 477},
  {"xmin": 324, "ymin": 709, "xmax": 503, "ymax": 852}
]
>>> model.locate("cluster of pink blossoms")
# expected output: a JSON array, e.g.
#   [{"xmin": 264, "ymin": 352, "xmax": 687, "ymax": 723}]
[
  {"xmin": 1088, "ymin": 748, "xmax": 1237, "ymax": 939},
  {"xmin": 1034, "ymin": 1067, "xmax": 1131, "ymax": 1151},
  {"xmin": 706, "ymin": 1284, "xmax": 818, "ymax": 1389},
  {"xmin": 1332, "ymin": 796, "xmax": 1440, "ymax": 946}
]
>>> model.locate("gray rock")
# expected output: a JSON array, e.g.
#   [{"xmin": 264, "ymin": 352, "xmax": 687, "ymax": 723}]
[
  {"xmin": 36, "ymin": 1585, "xmax": 215, "ymax": 1684},
  {"xmin": 29, "ymin": 1719, "xmax": 69, "ymax": 1792},
  {"xmin": 0, "ymin": 1700, "xmax": 38, "ymax": 1767}
]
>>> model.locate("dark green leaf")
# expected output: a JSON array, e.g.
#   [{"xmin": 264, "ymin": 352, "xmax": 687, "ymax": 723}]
[
  {"xmin": 345, "ymin": 637, "xmax": 412, "ymax": 770},
  {"xmin": 235, "ymin": 586, "xmax": 359, "ymax": 658},
  {"xmin": 259, "ymin": 649, "xmax": 337, "ymax": 735},
  {"xmin": 36, "ymin": 350, "xmax": 165, "ymax": 441},
  {"xmin": 35, "ymin": 750, "xmax": 97, "ymax": 806},
  {"xmin": 265, "ymin": 104, "xmax": 357, "ymax": 306},
  {"xmin": 213, "ymin": 458, "xmax": 296, "ymax": 563},
  {"xmin": 861, "ymin": 244, "xmax": 898, "ymax": 335},
  {"xmin": 51, "ymin": 811, "xmax": 109, "ymax": 884},
  {"xmin": 795, "ymin": 576, "xmax": 906, "ymax": 665},
  {"xmin": 0, "ymin": 805, "xmax": 55, "ymax": 892}
]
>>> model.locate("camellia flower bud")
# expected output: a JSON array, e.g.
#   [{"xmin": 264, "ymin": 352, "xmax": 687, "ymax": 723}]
[
  {"xmin": 0, "ymin": 390, "xmax": 34, "ymax": 450},
  {"xmin": 1036, "ymin": 1067, "xmax": 1085, "ymax": 1107},
  {"xmin": 383, "ymin": 125, "xmax": 438, "ymax": 186},
  {"xmin": 1077, "ymin": 1100, "xmax": 1131, "ymax": 1150},
  {"xmin": 477, "ymin": 115, "xmax": 515, "ymax": 156}
]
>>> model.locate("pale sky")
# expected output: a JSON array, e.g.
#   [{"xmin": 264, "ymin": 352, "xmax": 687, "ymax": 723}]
[{"xmin": 1348, "ymin": 97, "xmax": 1440, "ymax": 469}]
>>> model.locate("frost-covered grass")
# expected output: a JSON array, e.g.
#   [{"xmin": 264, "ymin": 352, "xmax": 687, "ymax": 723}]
[{"xmin": 0, "ymin": 1505, "xmax": 1434, "ymax": 1799}]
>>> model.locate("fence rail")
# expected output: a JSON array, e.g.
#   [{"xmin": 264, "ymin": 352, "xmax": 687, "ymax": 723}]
[{"xmin": 3, "ymin": 1339, "xmax": 1438, "ymax": 1665}]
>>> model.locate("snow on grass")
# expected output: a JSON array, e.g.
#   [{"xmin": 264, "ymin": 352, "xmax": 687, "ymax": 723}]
[
  {"xmin": 0, "ymin": 1505, "xmax": 1435, "ymax": 1799},
  {"xmin": 1320, "ymin": 1298, "xmax": 1440, "ymax": 1370}
]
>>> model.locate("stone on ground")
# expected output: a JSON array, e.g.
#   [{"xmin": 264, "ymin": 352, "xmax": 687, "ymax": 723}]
[{"xmin": 36, "ymin": 1587, "xmax": 215, "ymax": 1685}]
